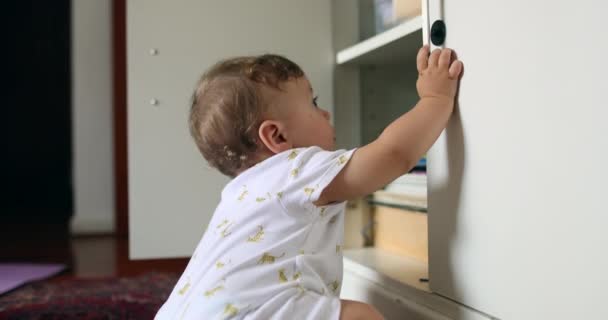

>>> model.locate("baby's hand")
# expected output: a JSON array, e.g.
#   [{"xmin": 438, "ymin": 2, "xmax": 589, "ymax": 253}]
[{"xmin": 416, "ymin": 46, "xmax": 463, "ymax": 103}]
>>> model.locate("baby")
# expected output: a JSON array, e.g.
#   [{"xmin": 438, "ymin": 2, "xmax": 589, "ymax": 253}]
[{"xmin": 156, "ymin": 45, "xmax": 463, "ymax": 320}]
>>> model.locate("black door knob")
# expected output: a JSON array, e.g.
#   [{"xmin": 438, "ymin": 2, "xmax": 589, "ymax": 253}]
[{"xmin": 431, "ymin": 20, "xmax": 446, "ymax": 46}]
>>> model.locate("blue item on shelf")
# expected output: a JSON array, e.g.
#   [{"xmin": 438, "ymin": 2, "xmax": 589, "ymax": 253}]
[{"xmin": 410, "ymin": 157, "xmax": 426, "ymax": 172}]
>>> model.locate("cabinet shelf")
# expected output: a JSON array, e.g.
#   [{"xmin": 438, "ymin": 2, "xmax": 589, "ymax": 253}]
[
  {"xmin": 343, "ymin": 248, "xmax": 490, "ymax": 319},
  {"xmin": 343, "ymin": 247, "xmax": 429, "ymax": 292},
  {"xmin": 336, "ymin": 16, "xmax": 423, "ymax": 66}
]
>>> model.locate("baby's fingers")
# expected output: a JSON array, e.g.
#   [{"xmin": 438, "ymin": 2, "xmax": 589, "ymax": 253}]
[
  {"xmin": 438, "ymin": 48, "xmax": 452, "ymax": 69},
  {"xmin": 428, "ymin": 49, "xmax": 442, "ymax": 67},
  {"xmin": 416, "ymin": 45, "xmax": 429, "ymax": 73},
  {"xmin": 448, "ymin": 60, "xmax": 463, "ymax": 79}
]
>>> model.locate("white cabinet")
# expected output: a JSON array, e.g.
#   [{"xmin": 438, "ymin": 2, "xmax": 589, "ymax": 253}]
[{"xmin": 426, "ymin": 0, "xmax": 608, "ymax": 319}]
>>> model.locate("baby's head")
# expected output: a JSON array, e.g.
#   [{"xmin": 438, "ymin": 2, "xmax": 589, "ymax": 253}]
[{"xmin": 189, "ymin": 54, "xmax": 335, "ymax": 177}]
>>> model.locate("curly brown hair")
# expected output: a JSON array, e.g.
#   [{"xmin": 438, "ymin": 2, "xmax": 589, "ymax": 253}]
[{"xmin": 189, "ymin": 54, "xmax": 304, "ymax": 177}]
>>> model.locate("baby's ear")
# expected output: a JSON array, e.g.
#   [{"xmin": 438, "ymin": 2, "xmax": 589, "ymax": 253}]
[{"xmin": 258, "ymin": 120, "xmax": 293, "ymax": 154}]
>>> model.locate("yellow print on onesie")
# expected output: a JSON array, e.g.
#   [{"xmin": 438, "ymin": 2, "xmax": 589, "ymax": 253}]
[
  {"xmin": 255, "ymin": 192, "xmax": 273, "ymax": 203},
  {"xmin": 290, "ymin": 168, "xmax": 299, "ymax": 178},
  {"xmin": 215, "ymin": 219, "xmax": 235, "ymax": 238},
  {"xmin": 292, "ymin": 271, "xmax": 301, "ymax": 281},
  {"xmin": 178, "ymin": 277, "xmax": 191, "ymax": 295},
  {"xmin": 257, "ymin": 252, "xmax": 285, "ymax": 264},
  {"xmin": 329, "ymin": 280, "xmax": 340, "ymax": 294},
  {"xmin": 304, "ymin": 187, "xmax": 315, "ymax": 197},
  {"xmin": 237, "ymin": 190, "xmax": 248, "ymax": 201},
  {"xmin": 223, "ymin": 303, "xmax": 251, "ymax": 319},
  {"xmin": 204, "ymin": 284, "xmax": 225, "ymax": 298},
  {"xmin": 287, "ymin": 150, "xmax": 298, "ymax": 160},
  {"xmin": 224, "ymin": 303, "xmax": 239, "ymax": 318},
  {"xmin": 329, "ymin": 215, "xmax": 338, "ymax": 224},
  {"xmin": 278, "ymin": 269, "xmax": 288, "ymax": 283},
  {"xmin": 237, "ymin": 185, "xmax": 249, "ymax": 201},
  {"xmin": 320, "ymin": 207, "xmax": 327, "ymax": 217},
  {"xmin": 216, "ymin": 219, "xmax": 230, "ymax": 230},
  {"xmin": 236, "ymin": 185, "xmax": 249, "ymax": 201},
  {"xmin": 278, "ymin": 268, "xmax": 301, "ymax": 283},
  {"xmin": 247, "ymin": 225, "xmax": 264, "ymax": 243},
  {"xmin": 220, "ymin": 222, "xmax": 234, "ymax": 238},
  {"xmin": 216, "ymin": 258, "xmax": 231, "ymax": 269}
]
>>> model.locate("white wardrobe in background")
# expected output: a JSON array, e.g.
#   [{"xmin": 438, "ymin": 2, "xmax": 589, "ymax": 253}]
[{"xmin": 128, "ymin": 1, "xmax": 608, "ymax": 319}]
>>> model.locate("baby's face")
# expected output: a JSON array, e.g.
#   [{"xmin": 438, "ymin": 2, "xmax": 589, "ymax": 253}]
[{"xmin": 273, "ymin": 76, "xmax": 335, "ymax": 150}]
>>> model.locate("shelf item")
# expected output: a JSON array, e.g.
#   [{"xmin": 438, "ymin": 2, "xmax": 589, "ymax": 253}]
[
  {"xmin": 374, "ymin": 0, "xmax": 422, "ymax": 34},
  {"xmin": 386, "ymin": 173, "xmax": 427, "ymax": 196},
  {"xmin": 379, "ymin": 172, "xmax": 427, "ymax": 211},
  {"xmin": 373, "ymin": 190, "xmax": 427, "ymax": 211}
]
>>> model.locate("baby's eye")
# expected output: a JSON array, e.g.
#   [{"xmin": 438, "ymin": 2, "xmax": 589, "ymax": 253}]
[{"xmin": 312, "ymin": 96, "xmax": 319, "ymax": 108}]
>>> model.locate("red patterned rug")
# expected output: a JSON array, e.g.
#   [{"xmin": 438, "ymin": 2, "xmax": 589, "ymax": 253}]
[{"xmin": 0, "ymin": 272, "xmax": 179, "ymax": 320}]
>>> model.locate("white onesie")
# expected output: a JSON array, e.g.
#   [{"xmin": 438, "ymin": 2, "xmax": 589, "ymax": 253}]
[{"xmin": 155, "ymin": 146, "xmax": 356, "ymax": 320}]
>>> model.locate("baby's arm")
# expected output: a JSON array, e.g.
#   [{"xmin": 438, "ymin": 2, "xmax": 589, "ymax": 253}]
[{"xmin": 316, "ymin": 46, "xmax": 463, "ymax": 206}]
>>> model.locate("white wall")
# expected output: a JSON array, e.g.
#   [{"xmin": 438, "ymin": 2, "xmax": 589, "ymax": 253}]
[{"xmin": 70, "ymin": 0, "xmax": 115, "ymax": 234}]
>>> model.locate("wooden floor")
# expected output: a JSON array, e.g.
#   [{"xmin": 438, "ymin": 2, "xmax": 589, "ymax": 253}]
[
  {"xmin": 70, "ymin": 235, "xmax": 189, "ymax": 278},
  {"xmin": 1, "ymin": 230, "xmax": 189, "ymax": 278}
]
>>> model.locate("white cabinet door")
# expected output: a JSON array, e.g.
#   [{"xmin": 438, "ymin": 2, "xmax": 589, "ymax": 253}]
[
  {"xmin": 127, "ymin": 0, "xmax": 333, "ymax": 259},
  {"xmin": 426, "ymin": 0, "xmax": 608, "ymax": 319}
]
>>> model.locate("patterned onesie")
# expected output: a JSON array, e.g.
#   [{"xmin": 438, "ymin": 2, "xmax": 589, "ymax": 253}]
[{"xmin": 155, "ymin": 146, "xmax": 356, "ymax": 320}]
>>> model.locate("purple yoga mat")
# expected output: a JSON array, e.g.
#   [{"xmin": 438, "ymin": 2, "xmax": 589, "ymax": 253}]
[{"xmin": 0, "ymin": 263, "xmax": 66, "ymax": 295}]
